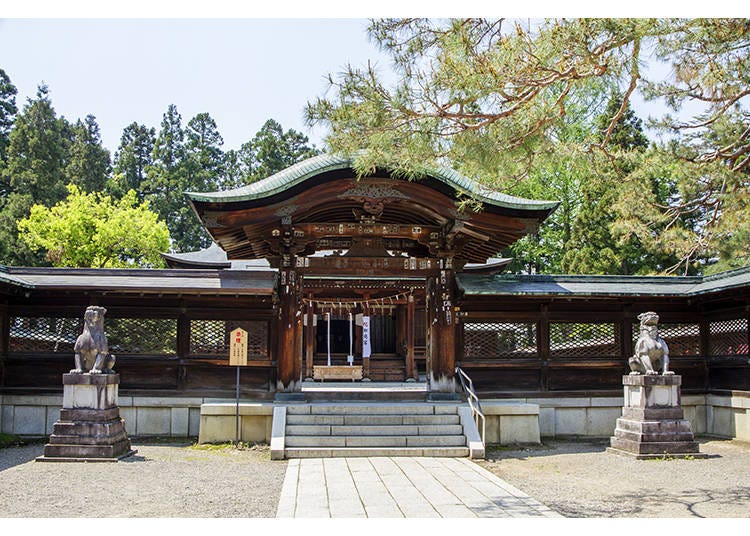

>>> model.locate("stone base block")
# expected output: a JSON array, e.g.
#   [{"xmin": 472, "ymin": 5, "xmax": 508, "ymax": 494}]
[
  {"xmin": 62, "ymin": 373, "xmax": 120, "ymax": 410},
  {"xmin": 38, "ymin": 440, "xmax": 135, "ymax": 462},
  {"xmin": 609, "ymin": 374, "xmax": 706, "ymax": 459},
  {"xmin": 38, "ymin": 373, "xmax": 134, "ymax": 462}
]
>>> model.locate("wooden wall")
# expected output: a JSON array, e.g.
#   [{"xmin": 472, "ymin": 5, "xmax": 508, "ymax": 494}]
[{"xmin": 1, "ymin": 287, "xmax": 748, "ymax": 399}]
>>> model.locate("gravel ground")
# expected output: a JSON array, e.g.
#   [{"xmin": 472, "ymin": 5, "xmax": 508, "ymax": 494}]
[
  {"xmin": 2, "ymin": 437, "xmax": 749, "ymax": 518},
  {"xmin": 477, "ymin": 437, "xmax": 750, "ymax": 518},
  {"xmin": 0, "ymin": 440, "xmax": 287, "ymax": 518}
]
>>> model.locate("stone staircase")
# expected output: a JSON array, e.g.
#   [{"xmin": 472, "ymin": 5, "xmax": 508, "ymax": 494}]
[{"xmin": 271, "ymin": 402, "xmax": 484, "ymax": 459}]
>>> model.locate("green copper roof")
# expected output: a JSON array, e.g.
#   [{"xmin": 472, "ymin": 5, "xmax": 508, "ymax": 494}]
[
  {"xmin": 186, "ymin": 153, "xmax": 559, "ymax": 212},
  {"xmin": 457, "ymin": 265, "xmax": 750, "ymax": 297}
]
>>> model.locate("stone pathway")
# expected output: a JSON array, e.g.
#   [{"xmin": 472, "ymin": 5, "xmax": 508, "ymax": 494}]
[{"xmin": 276, "ymin": 456, "xmax": 561, "ymax": 518}]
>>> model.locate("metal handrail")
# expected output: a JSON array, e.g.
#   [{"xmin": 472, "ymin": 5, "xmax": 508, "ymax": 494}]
[{"xmin": 455, "ymin": 366, "xmax": 485, "ymax": 445}]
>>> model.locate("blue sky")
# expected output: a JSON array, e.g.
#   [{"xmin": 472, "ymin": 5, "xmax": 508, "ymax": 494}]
[{"xmin": 0, "ymin": 18, "xmax": 391, "ymax": 153}]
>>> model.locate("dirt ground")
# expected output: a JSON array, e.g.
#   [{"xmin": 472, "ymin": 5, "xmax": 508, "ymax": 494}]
[
  {"xmin": 477, "ymin": 437, "xmax": 750, "ymax": 518},
  {"xmin": 1, "ymin": 436, "xmax": 749, "ymax": 518},
  {"xmin": 0, "ymin": 440, "xmax": 287, "ymax": 518}
]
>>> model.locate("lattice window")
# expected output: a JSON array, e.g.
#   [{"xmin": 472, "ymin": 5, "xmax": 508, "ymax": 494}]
[
  {"xmin": 464, "ymin": 322, "xmax": 537, "ymax": 358},
  {"xmin": 632, "ymin": 322, "xmax": 701, "ymax": 357},
  {"xmin": 106, "ymin": 318, "xmax": 177, "ymax": 355},
  {"xmin": 9, "ymin": 316, "xmax": 83, "ymax": 353},
  {"xmin": 709, "ymin": 318, "xmax": 749, "ymax": 356},
  {"xmin": 189, "ymin": 320, "xmax": 269, "ymax": 358},
  {"xmin": 550, "ymin": 322, "xmax": 619, "ymax": 357}
]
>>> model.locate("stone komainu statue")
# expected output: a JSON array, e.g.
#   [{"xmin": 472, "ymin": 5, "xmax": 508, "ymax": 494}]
[
  {"xmin": 629, "ymin": 311, "xmax": 672, "ymax": 375},
  {"xmin": 70, "ymin": 306, "xmax": 116, "ymax": 374}
]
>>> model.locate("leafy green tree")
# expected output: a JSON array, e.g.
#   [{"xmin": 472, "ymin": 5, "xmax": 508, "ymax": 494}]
[
  {"xmin": 238, "ymin": 119, "xmax": 319, "ymax": 185},
  {"xmin": 65, "ymin": 114, "xmax": 111, "ymax": 192},
  {"xmin": 17, "ymin": 184, "xmax": 170, "ymax": 268},
  {"xmin": 109, "ymin": 122, "xmax": 156, "ymax": 199},
  {"xmin": 307, "ymin": 18, "xmax": 750, "ymax": 273},
  {"xmin": 0, "ymin": 67, "xmax": 18, "ymax": 166}
]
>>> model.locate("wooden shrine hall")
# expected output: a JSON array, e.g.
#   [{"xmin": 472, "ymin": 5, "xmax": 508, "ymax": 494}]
[
  {"xmin": 1, "ymin": 154, "xmax": 749, "ymax": 445},
  {"xmin": 184, "ymin": 154, "xmax": 558, "ymax": 393}
]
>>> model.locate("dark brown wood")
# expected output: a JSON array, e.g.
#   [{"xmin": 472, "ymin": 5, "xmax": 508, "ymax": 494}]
[
  {"xmin": 276, "ymin": 268, "xmax": 300, "ymax": 392},
  {"xmin": 304, "ymin": 296, "xmax": 315, "ymax": 379},
  {"xmin": 406, "ymin": 294, "xmax": 416, "ymax": 380}
]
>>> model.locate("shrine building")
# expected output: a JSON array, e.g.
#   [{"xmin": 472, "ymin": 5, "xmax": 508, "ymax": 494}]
[{"xmin": 1, "ymin": 154, "xmax": 749, "ymax": 448}]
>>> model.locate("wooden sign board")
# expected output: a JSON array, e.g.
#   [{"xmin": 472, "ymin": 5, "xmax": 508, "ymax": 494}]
[{"xmin": 229, "ymin": 327, "xmax": 248, "ymax": 366}]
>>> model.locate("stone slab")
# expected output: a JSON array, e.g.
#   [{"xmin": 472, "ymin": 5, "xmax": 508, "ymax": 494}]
[{"xmin": 14, "ymin": 405, "xmax": 46, "ymax": 435}]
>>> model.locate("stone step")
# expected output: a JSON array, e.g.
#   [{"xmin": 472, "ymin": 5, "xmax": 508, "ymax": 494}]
[
  {"xmin": 47, "ymin": 432, "xmax": 129, "ymax": 446},
  {"xmin": 285, "ymin": 414, "xmax": 460, "ymax": 426},
  {"xmin": 613, "ymin": 429, "xmax": 696, "ymax": 443},
  {"xmin": 285, "ymin": 403, "xmax": 457, "ymax": 416},
  {"xmin": 615, "ymin": 418, "xmax": 695, "ymax": 435},
  {"xmin": 285, "ymin": 423, "xmax": 464, "ymax": 436},
  {"xmin": 609, "ymin": 436, "xmax": 701, "ymax": 455},
  {"xmin": 285, "ymin": 435, "xmax": 467, "ymax": 448},
  {"xmin": 284, "ymin": 446, "xmax": 470, "ymax": 458}
]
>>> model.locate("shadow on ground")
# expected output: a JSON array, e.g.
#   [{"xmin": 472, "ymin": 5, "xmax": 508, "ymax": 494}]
[
  {"xmin": 484, "ymin": 438, "xmax": 610, "ymax": 461},
  {"xmin": 0, "ymin": 443, "xmax": 43, "ymax": 472},
  {"xmin": 554, "ymin": 486, "xmax": 750, "ymax": 518}
]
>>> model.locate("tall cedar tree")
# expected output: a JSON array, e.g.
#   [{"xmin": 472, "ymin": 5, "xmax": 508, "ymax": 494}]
[
  {"xmin": 239, "ymin": 119, "xmax": 319, "ymax": 185},
  {"xmin": 65, "ymin": 114, "xmax": 111, "ymax": 193},
  {"xmin": 0, "ymin": 68, "xmax": 18, "ymax": 167},
  {"xmin": 109, "ymin": 122, "xmax": 156, "ymax": 200},
  {"xmin": 0, "ymin": 85, "xmax": 70, "ymax": 265}
]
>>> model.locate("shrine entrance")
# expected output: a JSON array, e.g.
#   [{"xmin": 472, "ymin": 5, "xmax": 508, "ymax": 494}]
[
  {"xmin": 186, "ymin": 154, "xmax": 558, "ymax": 393},
  {"xmin": 302, "ymin": 280, "xmax": 427, "ymax": 382}
]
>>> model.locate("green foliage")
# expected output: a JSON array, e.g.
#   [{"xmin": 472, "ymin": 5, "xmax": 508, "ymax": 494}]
[
  {"xmin": 0, "ymin": 85, "xmax": 70, "ymax": 266},
  {"xmin": 146, "ymin": 104, "xmax": 212, "ymax": 252},
  {"xmin": 0, "ymin": 67, "xmax": 18, "ymax": 164},
  {"xmin": 17, "ymin": 184, "xmax": 170, "ymax": 268},
  {"xmin": 233, "ymin": 119, "xmax": 319, "ymax": 187},
  {"xmin": 109, "ymin": 122, "xmax": 156, "ymax": 199},
  {"xmin": 0, "ymin": 432, "xmax": 23, "ymax": 449}
]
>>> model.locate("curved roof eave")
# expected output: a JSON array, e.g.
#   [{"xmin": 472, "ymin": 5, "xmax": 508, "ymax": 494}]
[{"xmin": 185, "ymin": 153, "xmax": 560, "ymax": 213}]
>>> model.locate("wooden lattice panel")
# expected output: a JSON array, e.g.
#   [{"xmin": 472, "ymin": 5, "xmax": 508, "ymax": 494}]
[
  {"xmin": 107, "ymin": 317, "xmax": 177, "ymax": 355},
  {"xmin": 632, "ymin": 322, "xmax": 701, "ymax": 357},
  {"xmin": 190, "ymin": 320, "xmax": 269, "ymax": 358},
  {"xmin": 9, "ymin": 316, "xmax": 82, "ymax": 353},
  {"xmin": 464, "ymin": 321, "xmax": 537, "ymax": 358},
  {"xmin": 550, "ymin": 322, "xmax": 618, "ymax": 357},
  {"xmin": 709, "ymin": 318, "xmax": 749, "ymax": 356}
]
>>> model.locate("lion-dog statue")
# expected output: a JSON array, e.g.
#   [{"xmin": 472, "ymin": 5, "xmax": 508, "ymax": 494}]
[
  {"xmin": 629, "ymin": 311, "xmax": 672, "ymax": 375},
  {"xmin": 70, "ymin": 306, "xmax": 116, "ymax": 374}
]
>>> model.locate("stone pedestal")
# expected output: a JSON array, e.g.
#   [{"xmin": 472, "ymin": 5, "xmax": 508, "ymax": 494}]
[
  {"xmin": 608, "ymin": 374, "xmax": 705, "ymax": 459},
  {"xmin": 36, "ymin": 373, "xmax": 135, "ymax": 462}
]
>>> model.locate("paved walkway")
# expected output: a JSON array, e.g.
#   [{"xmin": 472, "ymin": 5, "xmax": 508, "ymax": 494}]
[{"xmin": 276, "ymin": 456, "xmax": 561, "ymax": 518}]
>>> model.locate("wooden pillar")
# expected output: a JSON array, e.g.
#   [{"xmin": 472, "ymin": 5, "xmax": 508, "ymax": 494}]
[
  {"xmin": 276, "ymin": 268, "xmax": 301, "ymax": 392},
  {"xmin": 362, "ymin": 299, "xmax": 370, "ymax": 379},
  {"xmin": 538, "ymin": 304, "xmax": 550, "ymax": 391},
  {"xmin": 406, "ymin": 292, "xmax": 416, "ymax": 380},
  {"xmin": 428, "ymin": 266, "xmax": 457, "ymax": 393},
  {"xmin": 700, "ymin": 316, "xmax": 711, "ymax": 391},
  {"xmin": 0, "ymin": 302, "xmax": 8, "ymax": 356},
  {"xmin": 304, "ymin": 293, "xmax": 315, "ymax": 379},
  {"xmin": 176, "ymin": 310, "xmax": 189, "ymax": 391}
]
